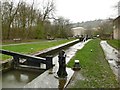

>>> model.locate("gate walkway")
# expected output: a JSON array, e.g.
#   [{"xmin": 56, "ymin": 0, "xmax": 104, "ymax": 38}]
[{"xmin": 0, "ymin": 50, "xmax": 53, "ymax": 70}]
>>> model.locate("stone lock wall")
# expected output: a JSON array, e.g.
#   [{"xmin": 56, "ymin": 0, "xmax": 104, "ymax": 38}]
[
  {"xmin": 1, "ymin": 59, "xmax": 14, "ymax": 72},
  {"xmin": 113, "ymin": 28, "xmax": 120, "ymax": 40}
]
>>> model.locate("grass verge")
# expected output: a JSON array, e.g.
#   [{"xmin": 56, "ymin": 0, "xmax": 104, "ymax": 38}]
[
  {"xmin": 67, "ymin": 39, "xmax": 119, "ymax": 88},
  {"xmin": 1, "ymin": 39, "xmax": 75, "ymax": 60},
  {"xmin": 107, "ymin": 39, "xmax": 120, "ymax": 50}
]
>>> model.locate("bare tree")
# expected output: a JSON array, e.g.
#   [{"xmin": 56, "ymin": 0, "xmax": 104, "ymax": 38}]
[
  {"xmin": 0, "ymin": 1, "xmax": 2, "ymax": 41},
  {"xmin": 1, "ymin": 0, "xmax": 72, "ymax": 40},
  {"xmin": 41, "ymin": 0, "xmax": 55, "ymax": 22},
  {"xmin": 53, "ymin": 17, "xmax": 72, "ymax": 38},
  {"xmin": 34, "ymin": 0, "xmax": 56, "ymax": 39},
  {"xmin": 2, "ymin": 1, "xmax": 21, "ymax": 39}
]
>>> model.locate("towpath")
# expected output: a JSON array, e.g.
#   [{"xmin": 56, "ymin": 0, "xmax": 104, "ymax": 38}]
[
  {"xmin": 2, "ymin": 40, "xmax": 57, "ymax": 46},
  {"xmin": 100, "ymin": 41, "xmax": 120, "ymax": 82}
]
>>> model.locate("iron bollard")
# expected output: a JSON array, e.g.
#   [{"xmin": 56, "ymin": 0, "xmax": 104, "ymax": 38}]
[
  {"xmin": 57, "ymin": 50, "xmax": 68, "ymax": 78},
  {"xmin": 73, "ymin": 60, "xmax": 81, "ymax": 71}
]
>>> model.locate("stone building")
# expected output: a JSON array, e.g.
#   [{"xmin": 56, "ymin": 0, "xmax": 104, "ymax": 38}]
[
  {"xmin": 71, "ymin": 27, "xmax": 86, "ymax": 37},
  {"xmin": 113, "ymin": 16, "xmax": 120, "ymax": 40}
]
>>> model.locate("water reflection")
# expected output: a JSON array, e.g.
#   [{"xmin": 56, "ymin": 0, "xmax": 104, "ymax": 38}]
[
  {"xmin": 2, "ymin": 69, "xmax": 42, "ymax": 88},
  {"xmin": 58, "ymin": 78, "xmax": 67, "ymax": 90}
]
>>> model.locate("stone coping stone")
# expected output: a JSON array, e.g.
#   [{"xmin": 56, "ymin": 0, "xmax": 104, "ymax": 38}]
[
  {"xmin": 34, "ymin": 39, "xmax": 79, "ymax": 56},
  {"xmin": 24, "ymin": 67, "xmax": 74, "ymax": 88}
]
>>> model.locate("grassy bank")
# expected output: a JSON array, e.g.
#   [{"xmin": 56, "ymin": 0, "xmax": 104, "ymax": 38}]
[
  {"xmin": 107, "ymin": 39, "xmax": 120, "ymax": 50},
  {"xmin": 1, "ymin": 39, "xmax": 75, "ymax": 60},
  {"xmin": 67, "ymin": 39, "xmax": 119, "ymax": 88}
]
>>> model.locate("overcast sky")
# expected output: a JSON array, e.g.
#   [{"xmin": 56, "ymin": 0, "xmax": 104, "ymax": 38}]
[
  {"xmin": 10, "ymin": 0, "xmax": 119, "ymax": 23},
  {"xmin": 55, "ymin": 0, "xmax": 119, "ymax": 23}
]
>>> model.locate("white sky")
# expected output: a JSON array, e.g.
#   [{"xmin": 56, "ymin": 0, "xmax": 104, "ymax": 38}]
[
  {"xmin": 55, "ymin": 0, "xmax": 119, "ymax": 23},
  {"xmin": 6, "ymin": 0, "xmax": 120, "ymax": 23}
]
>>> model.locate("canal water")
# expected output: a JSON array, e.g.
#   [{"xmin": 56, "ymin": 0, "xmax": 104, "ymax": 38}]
[{"xmin": 2, "ymin": 69, "xmax": 43, "ymax": 88}]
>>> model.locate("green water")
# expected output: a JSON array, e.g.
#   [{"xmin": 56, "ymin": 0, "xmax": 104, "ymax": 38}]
[{"xmin": 2, "ymin": 69, "xmax": 43, "ymax": 88}]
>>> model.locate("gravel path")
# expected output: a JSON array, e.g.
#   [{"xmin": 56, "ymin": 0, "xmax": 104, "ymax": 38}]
[{"xmin": 2, "ymin": 40, "xmax": 57, "ymax": 46}]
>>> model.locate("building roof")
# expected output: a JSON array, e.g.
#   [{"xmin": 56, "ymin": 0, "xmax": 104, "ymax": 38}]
[
  {"xmin": 113, "ymin": 16, "xmax": 120, "ymax": 28},
  {"xmin": 72, "ymin": 27, "xmax": 86, "ymax": 30},
  {"xmin": 113, "ymin": 16, "xmax": 120, "ymax": 22}
]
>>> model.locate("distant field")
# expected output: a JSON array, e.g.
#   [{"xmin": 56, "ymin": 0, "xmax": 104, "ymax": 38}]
[
  {"xmin": 1, "ymin": 39, "xmax": 75, "ymax": 60},
  {"xmin": 107, "ymin": 39, "xmax": 120, "ymax": 50},
  {"xmin": 67, "ymin": 39, "xmax": 119, "ymax": 88}
]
